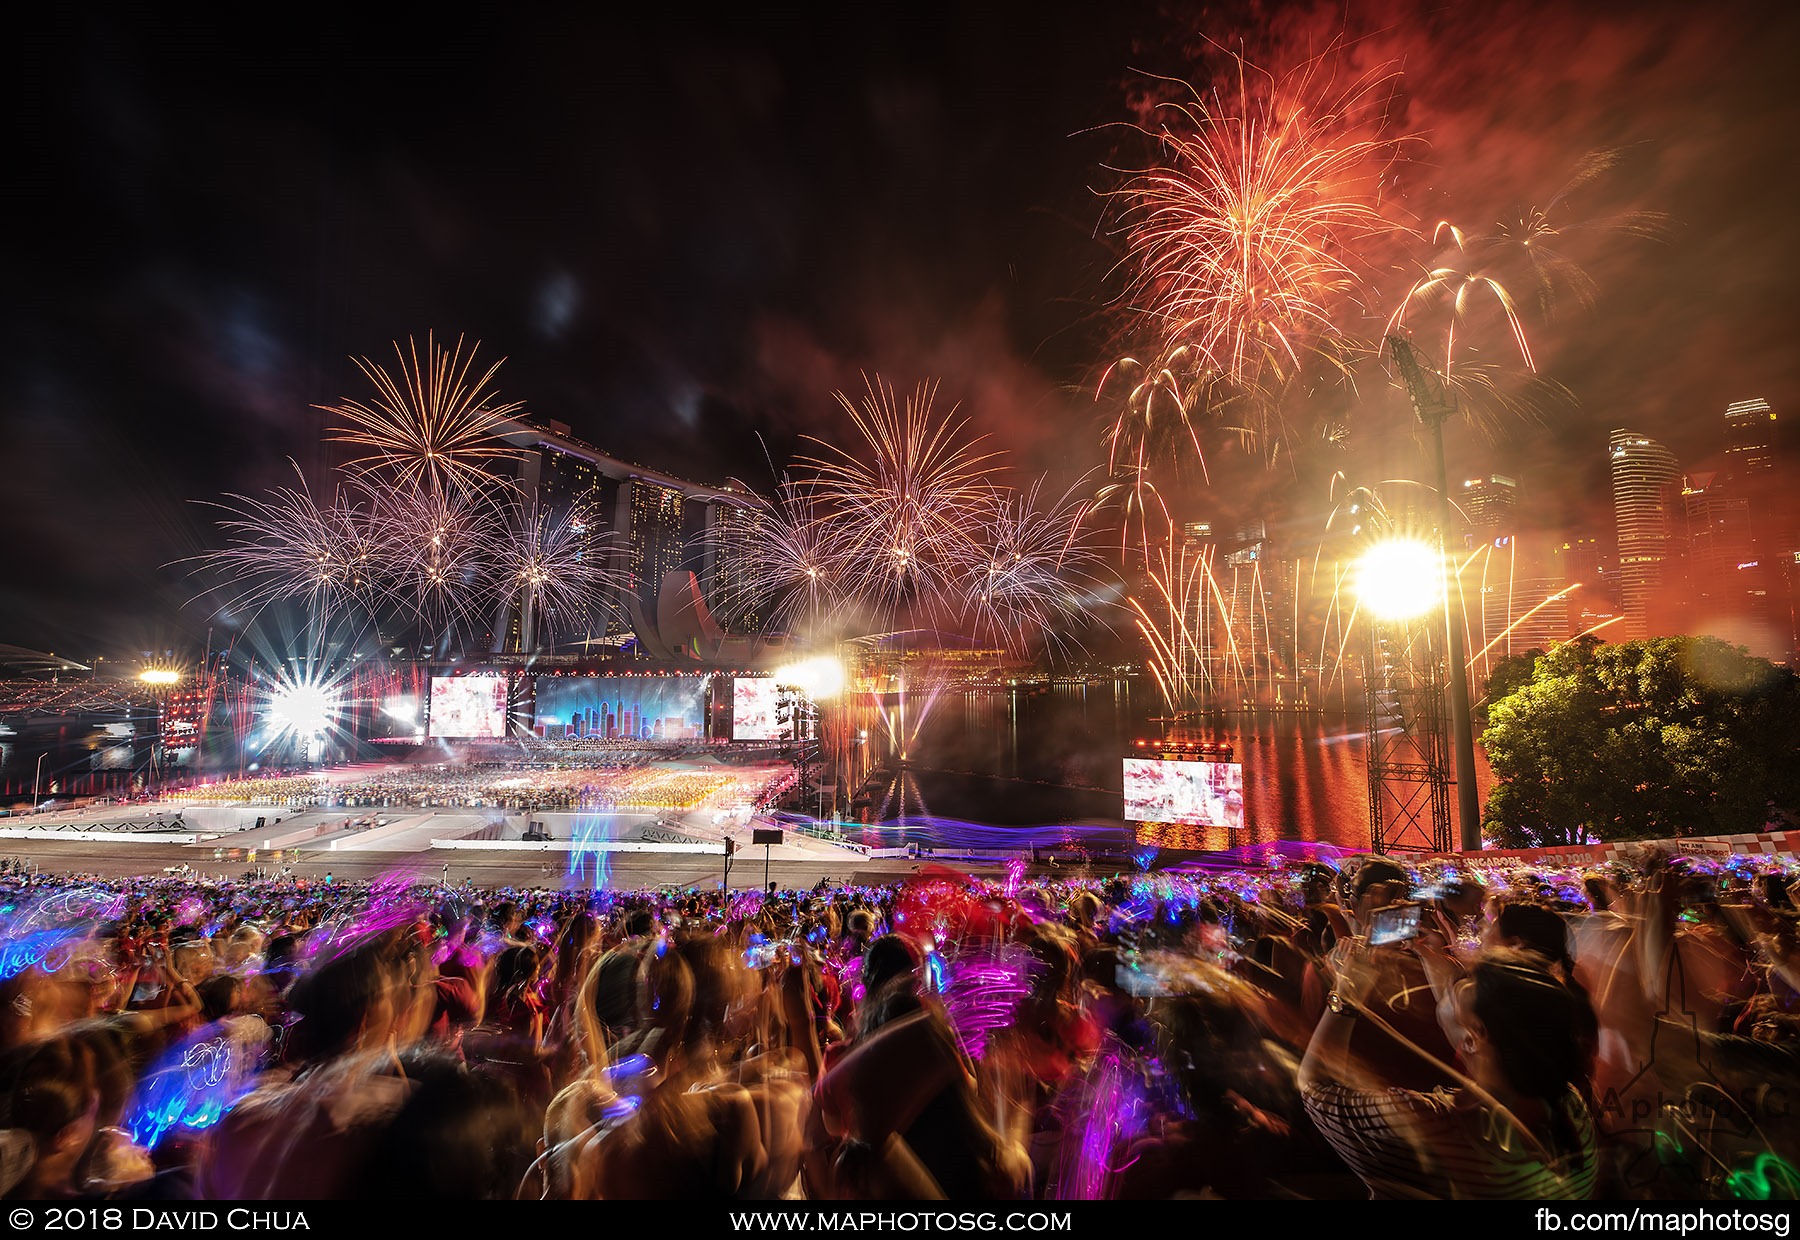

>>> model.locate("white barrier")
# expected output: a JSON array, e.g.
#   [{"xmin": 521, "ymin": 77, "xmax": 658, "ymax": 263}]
[
  {"xmin": 430, "ymin": 838, "xmax": 725, "ymax": 855},
  {"xmin": 0, "ymin": 829, "xmax": 201, "ymax": 844},
  {"xmin": 866, "ymin": 848, "xmax": 914, "ymax": 859}
]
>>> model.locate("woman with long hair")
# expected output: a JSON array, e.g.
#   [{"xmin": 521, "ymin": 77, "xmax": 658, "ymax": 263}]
[{"xmin": 1300, "ymin": 945, "xmax": 1599, "ymax": 1199}]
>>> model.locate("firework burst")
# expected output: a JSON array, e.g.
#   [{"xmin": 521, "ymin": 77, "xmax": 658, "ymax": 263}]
[
  {"xmin": 1481, "ymin": 149, "xmax": 1672, "ymax": 321},
  {"xmin": 373, "ymin": 483, "xmax": 500, "ymax": 636},
  {"xmin": 798, "ymin": 376, "xmax": 1001, "ymax": 626},
  {"xmin": 1110, "ymin": 47, "xmax": 1408, "ymax": 453},
  {"xmin": 1384, "ymin": 222, "xmax": 1567, "ymax": 438},
  {"xmin": 492, "ymin": 499, "xmax": 631, "ymax": 645},
  {"xmin": 193, "ymin": 465, "xmax": 381, "ymax": 624},
  {"xmin": 965, "ymin": 476, "xmax": 1108, "ymax": 655},
  {"xmin": 1098, "ymin": 345, "xmax": 1217, "ymax": 484},
  {"xmin": 320, "ymin": 332, "xmax": 525, "ymax": 496},
  {"xmin": 701, "ymin": 473, "xmax": 845, "ymax": 637},
  {"xmin": 1387, "ymin": 220, "xmax": 1537, "ymax": 373}
]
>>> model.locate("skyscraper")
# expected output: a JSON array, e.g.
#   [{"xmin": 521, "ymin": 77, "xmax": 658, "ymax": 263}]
[
  {"xmin": 1554, "ymin": 536, "xmax": 1617, "ymax": 638},
  {"xmin": 1683, "ymin": 471, "xmax": 1754, "ymax": 609},
  {"xmin": 1716, "ymin": 399, "xmax": 1786, "ymax": 659},
  {"xmin": 1609, "ymin": 429, "xmax": 1683, "ymax": 639},
  {"xmin": 1460, "ymin": 474, "xmax": 1518, "ymax": 543},
  {"xmin": 699, "ymin": 497, "xmax": 767, "ymax": 635},
  {"xmin": 1725, "ymin": 398, "xmax": 1778, "ymax": 478}
]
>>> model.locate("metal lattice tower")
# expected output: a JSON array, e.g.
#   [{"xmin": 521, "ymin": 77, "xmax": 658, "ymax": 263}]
[{"xmin": 1365, "ymin": 618, "xmax": 1453, "ymax": 854}]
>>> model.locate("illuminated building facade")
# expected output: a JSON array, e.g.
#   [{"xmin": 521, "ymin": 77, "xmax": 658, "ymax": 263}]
[
  {"xmin": 1609, "ymin": 429, "xmax": 1684, "ymax": 638},
  {"xmin": 1725, "ymin": 398, "xmax": 1778, "ymax": 478},
  {"xmin": 494, "ymin": 418, "xmax": 754, "ymax": 656},
  {"xmin": 1460, "ymin": 474, "xmax": 1518, "ymax": 543}
]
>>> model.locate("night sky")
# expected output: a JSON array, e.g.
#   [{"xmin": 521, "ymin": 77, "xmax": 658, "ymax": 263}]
[{"xmin": 6, "ymin": 1, "xmax": 1797, "ymax": 659}]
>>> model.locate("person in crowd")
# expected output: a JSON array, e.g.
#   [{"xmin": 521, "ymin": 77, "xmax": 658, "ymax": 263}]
[{"xmin": 1301, "ymin": 945, "xmax": 1600, "ymax": 1198}]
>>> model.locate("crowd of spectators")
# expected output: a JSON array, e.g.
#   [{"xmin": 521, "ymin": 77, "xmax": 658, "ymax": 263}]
[
  {"xmin": 165, "ymin": 762, "xmax": 792, "ymax": 816},
  {"xmin": 1, "ymin": 848, "xmax": 1798, "ymax": 1201}
]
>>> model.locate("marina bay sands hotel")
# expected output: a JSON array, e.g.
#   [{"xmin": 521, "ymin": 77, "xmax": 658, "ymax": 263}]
[{"xmin": 491, "ymin": 416, "xmax": 772, "ymax": 664}]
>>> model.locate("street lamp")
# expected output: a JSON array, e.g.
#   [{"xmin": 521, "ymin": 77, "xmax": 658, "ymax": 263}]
[
  {"xmin": 1353, "ymin": 538, "xmax": 1444, "ymax": 622},
  {"xmin": 32, "ymin": 752, "xmax": 47, "ymax": 812}
]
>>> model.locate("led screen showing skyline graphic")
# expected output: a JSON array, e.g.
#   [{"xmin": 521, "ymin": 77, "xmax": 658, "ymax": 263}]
[
  {"xmin": 533, "ymin": 676, "xmax": 707, "ymax": 741},
  {"xmin": 427, "ymin": 676, "xmax": 508, "ymax": 739},
  {"xmin": 1122, "ymin": 758, "xmax": 1245, "ymax": 828}
]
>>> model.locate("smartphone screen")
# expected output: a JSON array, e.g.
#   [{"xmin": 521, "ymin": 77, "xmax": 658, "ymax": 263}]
[{"xmin": 1368, "ymin": 903, "xmax": 1421, "ymax": 946}]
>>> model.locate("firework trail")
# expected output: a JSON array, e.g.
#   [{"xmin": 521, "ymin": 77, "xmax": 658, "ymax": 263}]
[
  {"xmin": 321, "ymin": 331, "xmax": 525, "ymax": 497},
  {"xmin": 798, "ymin": 375, "xmax": 1001, "ymax": 626},
  {"xmin": 1092, "ymin": 469, "xmax": 1173, "ymax": 566}
]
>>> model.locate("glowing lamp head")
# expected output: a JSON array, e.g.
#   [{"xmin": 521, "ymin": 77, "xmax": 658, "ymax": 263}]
[
  {"xmin": 1354, "ymin": 538, "xmax": 1444, "ymax": 621},
  {"xmin": 269, "ymin": 681, "xmax": 338, "ymax": 738},
  {"xmin": 138, "ymin": 668, "xmax": 180, "ymax": 686}
]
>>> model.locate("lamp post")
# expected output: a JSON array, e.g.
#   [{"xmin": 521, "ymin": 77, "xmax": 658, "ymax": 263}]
[
  {"xmin": 1388, "ymin": 336, "xmax": 1483, "ymax": 853},
  {"xmin": 33, "ymin": 752, "xmax": 47, "ymax": 812}
]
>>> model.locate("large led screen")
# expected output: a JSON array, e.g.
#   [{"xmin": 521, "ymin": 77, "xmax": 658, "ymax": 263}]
[
  {"xmin": 732, "ymin": 678, "xmax": 779, "ymax": 741},
  {"xmin": 1122, "ymin": 758, "xmax": 1246, "ymax": 828},
  {"xmin": 533, "ymin": 676, "xmax": 707, "ymax": 742},
  {"xmin": 370, "ymin": 693, "xmax": 427, "ymax": 741},
  {"xmin": 427, "ymin": 676, "xmax": 508, "ymax": 739}
]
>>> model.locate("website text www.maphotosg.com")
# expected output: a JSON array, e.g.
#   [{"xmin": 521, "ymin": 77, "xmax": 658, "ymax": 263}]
[{"xmin": 729, "ymin": 1212, "xmax": 1073, "ymax": 1233}]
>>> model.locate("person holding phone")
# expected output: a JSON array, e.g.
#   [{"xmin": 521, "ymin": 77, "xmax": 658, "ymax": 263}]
[
  {"xmin": 1300, "ymin": 944, "xmax": 1599, "ymax": 1199},
  {"xmin": 1309, "ymin": 858, "xmax": 1461, "ymax": 1092}
]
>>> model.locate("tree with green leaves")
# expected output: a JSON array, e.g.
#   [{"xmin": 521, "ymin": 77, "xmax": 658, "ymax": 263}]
[{"xmin": 1480, "ymin": 635, "xmax": 1800, "ymax": 848}]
